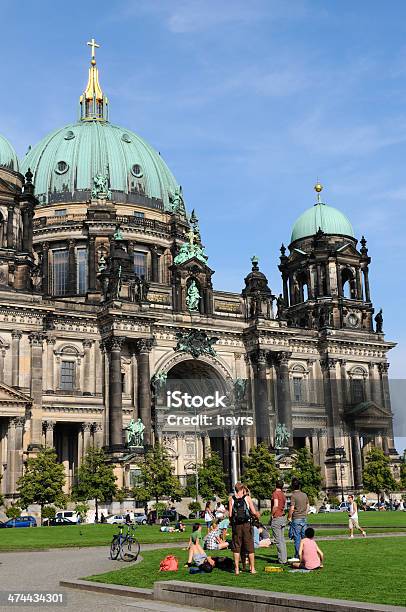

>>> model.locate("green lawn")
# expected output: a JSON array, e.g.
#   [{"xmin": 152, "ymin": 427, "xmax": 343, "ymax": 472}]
[
  {"xmin": 87, "ymin": 537, "xmax": 406, "ymax": 607},
  {"xmin": 0, "ymin": 523, "xmax": 190, "ymax": 551},
  {"xmin": 0, "ymin": 512, "xmax": 404, "ymax": 551}
]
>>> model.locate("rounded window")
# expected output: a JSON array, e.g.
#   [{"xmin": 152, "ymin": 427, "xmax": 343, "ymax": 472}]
[
  {"xmin": 122, "ymin": 133, "xmax": 132, "ymax": 143},
  {"xmin": 64, "ymin": 130, "xmax": 75, "ymax": 140},
  {"xmin": 131, "ymin": 164, "xmax": 143, "ymax": 178},
  {"xmin": 55, "ymin": 161, "xmax": 69, "ymax": 174}
]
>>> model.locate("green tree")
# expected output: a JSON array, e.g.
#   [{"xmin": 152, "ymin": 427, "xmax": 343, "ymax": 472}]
[
  {"xmin": 6, "ymin": 503, "xmax": 21, "ymax": 519},
  {"xmin": 400, "ymin": 450, "xmax": 406, "ymax": 490},
  {"xmin": 243, "ymin": 443, "xmax": 280, "ymax": 509},
  {"xmin": 17, "ymin": 447, "xmax": 66, "ymax": 524},
  {"xmin": 72, "ymin": 447, "xmax": 117, "ymax": 522},
  {"xmin": 139, "ymin": 443, "xmax": 182, "ymax": 505},
  {"xmin": 0, "ymin": 474, "xmax": 4, "ymax": 507},
  {"xmin": 363, "ymin": 447, "xmax": 397, "ymax": 497},
  {"xmin": 290, "ymin": 447, "xmax": 323, "ymax": 504},
  {"xmin": 42, "ymin": 505, "xmax": 56, "ymax": 525},
  {"xmin": 197, "ymin": 452, "xmax": 227, "ymax": 501},
  {"xmin": 74, "ymin": 502, "xmax": 90, "ymax": 522}
]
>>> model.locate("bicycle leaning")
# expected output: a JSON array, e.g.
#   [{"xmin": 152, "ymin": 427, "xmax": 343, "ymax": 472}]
[{"xmin": 110, "ymin": 523, "xmax": 141, "ymax": 562}]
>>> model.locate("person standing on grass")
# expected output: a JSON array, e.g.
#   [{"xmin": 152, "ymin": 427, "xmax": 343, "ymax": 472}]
[
  {"xmin": 204, "ymin": 501, "xmax": 214, "ymax": 531},
  {"xmin": 288, "ymin": 477, "xmax": 309, "ymax": 560},
  {"xmin": 228, "ymin": 481, "xmax": 260, "ymax": 575},
  {"xmin": 270, "ymin": 479, "xmax": 287, "ymax": 564},
  {"xmin": 348, "ymin": 495, "xmax": 366, "ymax": 539}
]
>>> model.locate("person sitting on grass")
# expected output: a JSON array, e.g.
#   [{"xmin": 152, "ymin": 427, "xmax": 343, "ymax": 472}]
[
  {"xmin": 348, "ymin": 494, "xmax": 366, "ymax": 539},
  {"xmin": 290, "ymin": 527, "xmax": 323, "ymax": 570},
  {"xmin": 160, "ymin": 524, "xmax": 175, "ymax": 532},
  {"xmin": 253, "ymin": 523, "xmax": 272, "ymax": 548},
  {"xmin": 175, "ymin": 520, "xmax": 185, "ymax": 532},
  {"xmin": 203, "ymin": 520, "xmax": 229, "ymax": 551},
  {"xmin": 186, "ymin": 523, "xmax": 202, "ymax": 566},
  {"xmin": 188, "ymin": 540, "xmax": 216, "ymax": 573}
]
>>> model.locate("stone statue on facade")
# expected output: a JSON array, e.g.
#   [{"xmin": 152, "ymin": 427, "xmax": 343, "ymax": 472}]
[
  {"xmin": 98, "ymin": 255, "xmax": 107, "ymax": 274},
  {"xmin": 234, "ymin": 378, "xmax": 247, "ymax": 403},
  {"xmin": 91, "ymin": 172, "xmax": 111, "ymax": 200},
  {"xmin": 126, "ymin": 417, "xmax": 145, "ymax": 447},
  {"xmin": 275, "ymin": 423, "xmax": 290, "ymax": 449},
  {"xmin": 375, "ymin": 308, "xmax": 383, "ymax": 333},
  {"xmin": 114, "ymin": 226, "xmax": 124, "ymax": 241},
  {"xmin": 30, "ymin": 264, "xmax": 42, "ymax": 292},
  {"xmin": 276, "ymin": 293, "xmax": 286, "ymax": 320},
  {"xmin": 174, "ymin": 329, "xmax": 218, "ymax": 359},
  {"xmin": 173, "ymin": 238, "xmax": 208, "ymax": 266},
  {"xmin": 152, "ymin": 371, "xmax": 167, "ymax": 393},
  {"xmin": 186, "ymin": 280, "xmax": 201, "ymax": 311},
  {"xmin": 169, "ymin": 185, "xmax": 186, "ymax": 215},
  {"xmin": 140, "ymin": 275, "xmax": 150, "ymax": 301}
]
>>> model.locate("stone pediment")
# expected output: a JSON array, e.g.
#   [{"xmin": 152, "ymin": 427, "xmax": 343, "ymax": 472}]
[
  {"xmin": 346, "ymin": 400, "xmax": 391, "ymax": 419},
  {"xmin": 335, "ymin": 242, "xmax": 360, "ymax": 258},
  {"xmin": 0, "ymin": 383, "xmax": 31, "ymax": 404},
  {"xmin": 176, "ymin": 256, "xmax": 214, "ymax": 274}
]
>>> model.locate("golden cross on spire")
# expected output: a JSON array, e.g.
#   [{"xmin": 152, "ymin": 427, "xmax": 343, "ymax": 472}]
[{"xmin": 87, "ymin": 38, "xmax": 100, "ymax": 64}]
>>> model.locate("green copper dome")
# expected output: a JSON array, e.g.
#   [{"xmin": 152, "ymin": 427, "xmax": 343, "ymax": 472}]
[
  {"xmin": 20, "ymin": 120, "xmax": 180, "ymax": 209},
  {"xmin": 0, "ymin": 134, "xmax": 19, "ymax": 171},
  {"xmin": 291, "ymin": 202, "xmax": 354, "ymax": 243}
]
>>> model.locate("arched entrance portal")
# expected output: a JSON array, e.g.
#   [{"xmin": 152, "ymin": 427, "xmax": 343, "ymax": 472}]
[{"xmin": 156, "ymin": 358, "xmax": 237, "ymax": 490}]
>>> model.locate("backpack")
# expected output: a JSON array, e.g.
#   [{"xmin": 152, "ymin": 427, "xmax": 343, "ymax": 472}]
[
  {"xmin": 159, "ymin": 555, "xmax": 179, "ymax": 571},
  {"xmin": 232, "ymin": 495, "xmax": 251, "ymax": 524}
]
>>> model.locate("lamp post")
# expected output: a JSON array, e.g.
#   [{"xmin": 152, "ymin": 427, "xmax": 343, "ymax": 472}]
[{"xmin": 337, "ymin": 446, "xmax": 345, "ymax": 503}]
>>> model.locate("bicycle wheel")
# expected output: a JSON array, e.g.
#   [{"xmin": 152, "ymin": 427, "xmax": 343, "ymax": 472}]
[
  {"xmin": 110, "ymin": 535, "xmax": 121, "ymax": 560},
  {"xmin": 120, "ymin": 536, "xmax": 140, "ymax": 562}
]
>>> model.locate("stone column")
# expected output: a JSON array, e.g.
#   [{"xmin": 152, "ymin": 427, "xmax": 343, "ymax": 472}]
[
  {"xmin": 356, "ymin": 268, "xmax": 363, "ymax": 300},
  {"xmin": 106, "ymin": 337, "xmax": 125, "ymax": 450},
  {"xmin": 44, "ymin": 420, "xmax": 56, "ymax": 447},
  {"xmin": 93, "ymin": 423, "xmax": 103, "ymax": 448},
  {"xmin": 369, "ymin": 363, "xmax": 378, "ymax": 404},
  {"xmin": 136, "ymin": 338, "xmax": 153, "ymax": 446},
  {"xmin": 68, "ymin": 239, "xmax": 76, "ymax": 294},
  {"xmin": 276, "ymin": 351, "xmax": 293, "ymax": 446},
  {"xmin": 82, "ymin": 340, "xmax": 93, "ymax": 395},
  {"xmin": 251, "ymin": 349, "xmax": 271, "ymax": 445},
  {"xmin": 6, "ymin": 205, "xmax": 14, "ymax": 249},
  {"xmin": 6, "ymin": 417, "xmax": 25, "ymax": 494},
  {"xmin": 42, "ymin": 242, "xmax": 49, "ymax": 294},
  {"xmin": 28, "ymin": 332, "xmax": 44, "ymax": 449},
  {"xmin": 321, "ymin": 358, "xmax": 341, "ymax": 450},
  {"xmin": 378, "ymin": 363, "xmax": 394, "ymax": 452},
  {"xmin": 46, "ymin": 337, "xmax": 55, "ymax": 392},
  {"xmin": 11, "ymin": 330, "xmax": 22, "ymax": 387},
  {"xmin": 131, "ymin": 349, "xmax": 138, "ymax": 419},
  {"xmin": 88, "ymin": 236, "xmax": 96, "ymax": 291},
  {"xmin": 282, "ymin": 274, "xmax": 289, "ymax": 306},
  {"xmin": 336, "ymin": 263, "xmax": 342, "ymax": 296},
  {"xmin": 22, "ymin": 206, "xmax": 33, "ymax": 253},
  {"xmin": 0, "ymin": 345, "xmax": 6, "ymax": 383},
  {"xmin": 351, "ymin": 432, "xmax": 363, "ymax": 489},
  {"xmin": 151, "ymin": 247, "xmax": 161, "ymax": 283},
  {"xmin": 363, "ymin": 266, "xmax": 371, "ymax": 302},
  {"xmin": 82, "ymin": 422, "xmax": 93, "ymax": 452}
]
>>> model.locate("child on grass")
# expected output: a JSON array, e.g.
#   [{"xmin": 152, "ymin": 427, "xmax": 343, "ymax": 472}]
[
  {"xmin": 186, "ymin": 523, "xmax": 202, "ymax": 566},
  {"xmin": 290, "ymin": 527, "xmax": 323, "ymax": 570}
]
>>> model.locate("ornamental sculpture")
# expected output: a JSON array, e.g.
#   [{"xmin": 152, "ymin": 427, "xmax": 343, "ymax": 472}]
[
  {"xmin": 234, "ymin": 377, "xmax": 247, "ymax": 403},
  {"xmin": 186, "ymin": 280, "xmax": 201, "ymax": 312},
  {"xmin": 169, "ymin": 185, "xmax": 186, "ymax": 215},
  {"xmin": 125, "ymin": 417, "xmax": 145, "ymax": 447},
  {"xmin": 174, "ymin": 329, "xmax": 218, "ymax": 359},
  {"xmin": 91, "ymin": 172, "xmax": 111, "ymax": 200},
  {"xmin": 275, "ymin": 423, "xmax": 290, "ymax": 449},
  {"xmin": 151, "ymin": 371, "xmax": 168, "ymax": 393},
  {"xmin": 375, "ymin": 308, "xmax": 383, "ymax": 333},
  {"xmin": 173, "ymin": 239, "xmax": 208, "ymax": 266}
]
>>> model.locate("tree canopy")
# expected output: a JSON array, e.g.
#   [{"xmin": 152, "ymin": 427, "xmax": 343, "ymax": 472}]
[
  {"xmin": 243, "ymin": 443, "xmax": 280, "ymax": 508},
  {"xmin": 138, "ymin": 443, "xmax": 182, "ymax": 505},
  {"xmin": 197, "ymin": 452, "xmax": 227, "ymax": 501},
  {"xmin": 72, "ymin": 447, "xmax": 117, "ymax": 521},
  {"xmin": 363, "ymin": 447, "xmax": 397, "ymax": 495},
  {"xmin": 17, "ymin": 447, "xmax": 66, "ymax": 520},
  {"xmin": 290, "ymin": 447, "xmax": 323, "ymax": 504}
]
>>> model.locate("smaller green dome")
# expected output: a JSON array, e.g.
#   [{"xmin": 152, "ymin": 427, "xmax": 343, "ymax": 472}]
[
  {"xmin": 291, "ymin": 202, "xmax": 354, "ymax": 243},
  {"xmin": 0, "ymin": 134, "xmax": 19, "ymax": 172}
]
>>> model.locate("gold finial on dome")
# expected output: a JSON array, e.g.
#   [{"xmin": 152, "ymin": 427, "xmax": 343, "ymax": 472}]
[
  {"xmin": 314, "ymin": 180, "xmax": 323, "ymax": 204},
  {"xmin": 80, "ymin": 38, "xmax": 108, "ymax": 122}
]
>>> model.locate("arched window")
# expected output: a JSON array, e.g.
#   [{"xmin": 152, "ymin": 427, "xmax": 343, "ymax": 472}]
[
  {"xmin": 349, "ymin": 366, "xmax": 366, "ymax": 404},
  {"xmin": 342, "ymin": 268, "xmax": 357, "ymax": 299},
  {"xmin": 290, "ymin": 363, "xmax": 307, "ymax": 403},
  {"xmin": 55, "ymin": 345, "xmax": 82, "ymax": 393}
]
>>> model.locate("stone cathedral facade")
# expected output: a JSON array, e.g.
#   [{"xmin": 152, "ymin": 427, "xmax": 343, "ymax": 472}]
[{"xmin": 0, "ymin": 44, "xmax": 400, "ymax": 500}]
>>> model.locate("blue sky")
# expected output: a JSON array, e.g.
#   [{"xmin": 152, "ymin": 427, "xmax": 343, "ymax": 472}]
[{"xmin": 0, "ymin": 0, "xmax": 405, "ymax": 444}]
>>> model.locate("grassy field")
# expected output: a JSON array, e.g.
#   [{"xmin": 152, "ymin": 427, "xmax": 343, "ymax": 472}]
[
  {"xmin": 0, "ymin": 523, "xmax": 190, "ymax": 551},
  {"xmin": 86, "ymin": 537, "xmax": 406, "ymax": 607},
  {"xmin": 0, "ymin": 512, "xmax": 404, "ymax": 551}
]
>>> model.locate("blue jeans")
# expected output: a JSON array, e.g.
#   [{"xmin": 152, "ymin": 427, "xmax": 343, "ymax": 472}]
[{"xmin": 291, "ymin": 519, "xmax": 307, "ymax": 558}]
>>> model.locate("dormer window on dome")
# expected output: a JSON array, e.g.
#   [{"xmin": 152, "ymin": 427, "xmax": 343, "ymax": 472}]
[{"xmin": 79, "ymin": 38, "xmax": 109, "ymax": 122}]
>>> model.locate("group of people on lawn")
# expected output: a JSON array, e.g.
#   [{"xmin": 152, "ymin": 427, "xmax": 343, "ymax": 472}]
[{"xmin": 188, "ymin": 479, "xmax": 366, "ymax": 575}]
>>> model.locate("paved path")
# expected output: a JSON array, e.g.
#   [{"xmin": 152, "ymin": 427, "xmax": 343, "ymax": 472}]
[{"xmin": 0, "ymin": 544, "xmax": 200, "ymax": 612}]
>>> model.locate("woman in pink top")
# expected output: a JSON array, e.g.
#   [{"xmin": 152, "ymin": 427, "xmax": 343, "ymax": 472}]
[{"xmin": 291, "ymin": 527, "xmax": 323, "ymax": 570}]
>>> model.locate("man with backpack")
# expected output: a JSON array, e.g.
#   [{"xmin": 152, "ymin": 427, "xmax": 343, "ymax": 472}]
[{"xmin": 228, "ymin": 481, "xmax": 260, "ymax": 575}]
